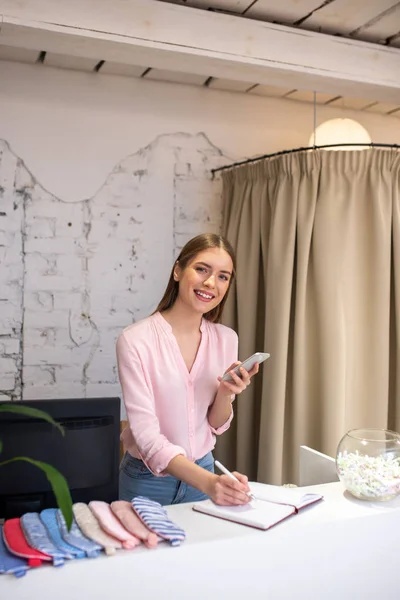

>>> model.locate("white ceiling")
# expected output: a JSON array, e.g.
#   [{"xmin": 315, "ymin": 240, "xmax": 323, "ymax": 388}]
[{"xmin": 1, "ymin": 0, "xmax": 400, "ymax": 117}]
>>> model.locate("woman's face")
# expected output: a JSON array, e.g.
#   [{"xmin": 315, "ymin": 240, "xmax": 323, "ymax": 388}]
[{"xmin": 175, "ymin": 248, "xmax": 233, "ymax": 315}]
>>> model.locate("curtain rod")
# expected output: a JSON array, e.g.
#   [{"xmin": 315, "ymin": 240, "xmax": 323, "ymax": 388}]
[{"xmin": 211, "ymin": 143, "xmax": 400, "ymax": 175}]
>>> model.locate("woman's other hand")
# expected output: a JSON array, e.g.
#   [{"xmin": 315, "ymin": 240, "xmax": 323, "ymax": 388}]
[{"xmin": 206, "ymin": 471, "xmax": 251, "ymax": 506}]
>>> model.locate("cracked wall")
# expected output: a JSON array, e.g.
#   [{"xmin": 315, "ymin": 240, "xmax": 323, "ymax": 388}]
[{"xmin": 0, "ymin": 133, "xmax": 229, "ymax": 401}]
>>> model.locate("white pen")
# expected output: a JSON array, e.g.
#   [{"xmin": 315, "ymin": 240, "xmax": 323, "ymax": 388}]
[{"xmin": 214, "ymin": 460, "xmax": 256, "ymax": 501}]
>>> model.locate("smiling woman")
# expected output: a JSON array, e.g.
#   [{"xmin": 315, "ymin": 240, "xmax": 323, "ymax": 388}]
[
  {"xmin": 155, "ymin": 234, "xmax": 235, "ymax": 324},
  {"xmin": 116, "ymin": 234, "xmax": 260, "ymax": 507}
]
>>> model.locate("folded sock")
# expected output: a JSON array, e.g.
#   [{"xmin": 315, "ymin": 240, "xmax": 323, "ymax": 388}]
[
  {"xmin": 3, "ymin": 518, "xmax": 52, "ymax": 567},
  {"xmin": 131, "ymin": 496, "xmax": 186, "ymax": 547},
  {"xmin": 40, "ymin": 509, "xmax": 85, "ymax": 559},
  {"xmin": 56, "ymin": 510, "xmax": 102, "ymax": 558},
  {"xmin": 111, "ymin": 501, "xmax": 158, "ymax": 549},
  {"xmin": 20, "ymin": 513, "xmax": 68, "ymax": 567},
  {"xmin": 73, "ymin": 503, "xmax": 122, "ymax": 556},
  {"xmin": 89, "ymin": 501, "xmax": 141, "ymax": 550},
  {"xmin": 0, "ymin": 526, "xmax": 29, "ymax": 578}
]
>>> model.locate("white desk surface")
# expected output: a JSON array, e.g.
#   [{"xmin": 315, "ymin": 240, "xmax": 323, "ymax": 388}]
[{"xmin": 2, "ymin": 482, "xmax": 400, "ymax": 599}]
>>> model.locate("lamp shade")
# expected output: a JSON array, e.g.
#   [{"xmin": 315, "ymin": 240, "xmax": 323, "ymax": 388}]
[{"xmin": 308, "ymin": 118, "xmax": 372, "ymax": 150}]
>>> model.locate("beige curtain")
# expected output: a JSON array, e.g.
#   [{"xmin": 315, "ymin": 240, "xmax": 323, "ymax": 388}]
[{"xmin": 216, "ymin": 149, "xmax": 400, "ymax": 485}]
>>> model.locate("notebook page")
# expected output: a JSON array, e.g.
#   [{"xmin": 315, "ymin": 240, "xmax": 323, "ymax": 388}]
[
  {"xmin": 192, "ymin": 499, "xmax": 294, "ymax": 530},
  {"xmin": 249, "ymin": 483, "xmax": 323, "ymax": 510}
]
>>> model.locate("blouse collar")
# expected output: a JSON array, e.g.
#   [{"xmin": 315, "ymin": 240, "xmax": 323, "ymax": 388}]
[{"xmin": 154, "ymin": 311, "xmax": 206, "ymax": 334}]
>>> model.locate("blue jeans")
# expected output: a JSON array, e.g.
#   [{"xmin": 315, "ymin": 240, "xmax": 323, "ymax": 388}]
[{"xmin": 119, "ymin": 451, "xmax": 214, "ymax": 505}]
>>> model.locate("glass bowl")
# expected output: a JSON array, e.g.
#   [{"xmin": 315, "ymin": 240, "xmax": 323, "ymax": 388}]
[{"xmin": 336, "ymin": 428, "xmax": 400, "ymax": 501}]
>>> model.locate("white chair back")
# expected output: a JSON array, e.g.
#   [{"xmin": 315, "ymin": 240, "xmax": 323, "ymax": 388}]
[{"xmin": 298, "ymin": 445, "xmax": 338, "ymax": 486}]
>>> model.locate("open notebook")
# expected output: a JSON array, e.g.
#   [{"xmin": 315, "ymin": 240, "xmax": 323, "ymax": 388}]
[{"xmin": 192, "ymin": 482, "xmax": 323, "ymax": 530}]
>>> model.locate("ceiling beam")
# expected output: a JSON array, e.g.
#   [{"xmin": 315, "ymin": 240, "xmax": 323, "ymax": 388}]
[{"xmin": 1, "ymin": 0, "xmax": 400, "ymax": 103}]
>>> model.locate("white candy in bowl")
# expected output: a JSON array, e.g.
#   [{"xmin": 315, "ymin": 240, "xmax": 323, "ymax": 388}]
[{"xmin": 336, "ymin": 429, "xmax": 400, "ymax": 501}]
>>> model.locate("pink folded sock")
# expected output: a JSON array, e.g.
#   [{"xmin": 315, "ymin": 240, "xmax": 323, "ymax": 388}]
[
  {"xmin": 73, "ymin": 503, "xmax": 122, "ymax": 556},
  {"xmin": 110, "ymin": 501, "xmax": 158, "ymax": 549},
  {"xmin": 89, "ymin": 502, "xmax": 141, "ymax": 550}
]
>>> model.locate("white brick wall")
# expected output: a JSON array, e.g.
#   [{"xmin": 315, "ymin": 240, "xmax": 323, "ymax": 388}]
[
  {"xmin": 0, "ymin": 133, "xmax": 228, "ymax": 401},
  {"xmin": 0, "ymin": 143, "xmax": 27, "ymax": 398}
]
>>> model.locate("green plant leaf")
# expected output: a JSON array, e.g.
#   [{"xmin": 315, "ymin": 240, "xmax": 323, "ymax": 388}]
[
  {"xmin": 0, "ymin": 404, "xmax": 64, "ymax": 435},
  {"xmin": 0, "ymin": 457, "xmax": 73, "ymax": 529}
]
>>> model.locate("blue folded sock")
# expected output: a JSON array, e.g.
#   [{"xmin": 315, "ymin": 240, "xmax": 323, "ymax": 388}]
[
  {"xmin": 0, "ymin": 526, "xmax": 29, "ymax": 578},
  {"xmin": 20, "ymin": 513, "xmax": 68, "ymax": 566},
  {"xmin": 40, "ymin": 509, "xmax": 85, "ymax": 559},
  {"xmin": 56, "ymin": 510, "xmax": 102, "ymax": 558}
]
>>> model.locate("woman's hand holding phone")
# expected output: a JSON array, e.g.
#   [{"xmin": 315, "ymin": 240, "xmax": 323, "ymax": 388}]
[
  {"xmin": 210, "ymin": 353, "xmax": 269, "ymax": 429},
  {"xmin": 217, "ymin": 360, "xmax": 259, "ymax": 398},
  {"xmin": 217, "ymin": 352, "xmax": 270, "ymax": 398}
]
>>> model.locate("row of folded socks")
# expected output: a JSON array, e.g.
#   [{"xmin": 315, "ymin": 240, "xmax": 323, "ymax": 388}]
[{"xmin": 0, "ymin": 496, "xmax": 186, "ymax": 578}]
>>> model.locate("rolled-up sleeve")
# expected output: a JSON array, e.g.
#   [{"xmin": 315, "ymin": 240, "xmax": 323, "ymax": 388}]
[
  {"xmin": 116, "ymin": 333, "xmax": 186, "ymax": 475},
  {"xmin": 209, "ymin": 408, "xmax": 234, "ymax": 435},
  {"xmin": 207, "ymin": 328, "xmax": 238, "ymax": 436}
]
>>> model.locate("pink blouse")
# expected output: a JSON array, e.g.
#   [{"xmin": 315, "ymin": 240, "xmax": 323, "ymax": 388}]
[{"xmin": 116, "ymin": 312, "xmax": 238, "ymax": 475}]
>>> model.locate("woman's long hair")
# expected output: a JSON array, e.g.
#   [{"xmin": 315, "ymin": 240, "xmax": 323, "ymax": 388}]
[{"xmin": 154, "ymin": 233, "xmax": 236, "ymax": 323}]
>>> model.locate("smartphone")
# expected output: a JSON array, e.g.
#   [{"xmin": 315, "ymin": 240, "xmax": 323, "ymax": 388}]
[{"xmin": 221, "ymin": 352, "xmax": 270, "ymax": 382}]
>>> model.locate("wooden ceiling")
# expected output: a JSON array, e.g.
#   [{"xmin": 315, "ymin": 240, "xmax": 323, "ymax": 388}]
[
  {"xmin": 158, "ymin": 0, "xmax": 400, "ymax": 47},
  {"xmin": 1, "ymin": 0, "xmax": 399, "ymax": 117}
]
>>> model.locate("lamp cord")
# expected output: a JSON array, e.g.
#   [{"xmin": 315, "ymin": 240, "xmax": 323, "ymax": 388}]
[{"xmin": 313, "ymin": 91, "xmax": 317, "ymax": 148}]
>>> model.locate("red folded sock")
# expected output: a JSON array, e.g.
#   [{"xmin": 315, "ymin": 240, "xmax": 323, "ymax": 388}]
[{"xmin": 3, "ymin": 518, "xmax": 52, "ymax": 567}]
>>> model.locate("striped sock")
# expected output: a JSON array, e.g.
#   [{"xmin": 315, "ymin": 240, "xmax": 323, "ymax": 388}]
[{"xmin": 131, "ymin": 496, "xmax": 186, "ymax": 547}]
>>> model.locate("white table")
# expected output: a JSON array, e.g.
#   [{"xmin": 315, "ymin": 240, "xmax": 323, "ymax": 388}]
[{"xmin": 2, "ymin": 482, "xmax": 400, "ymax": 599}]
